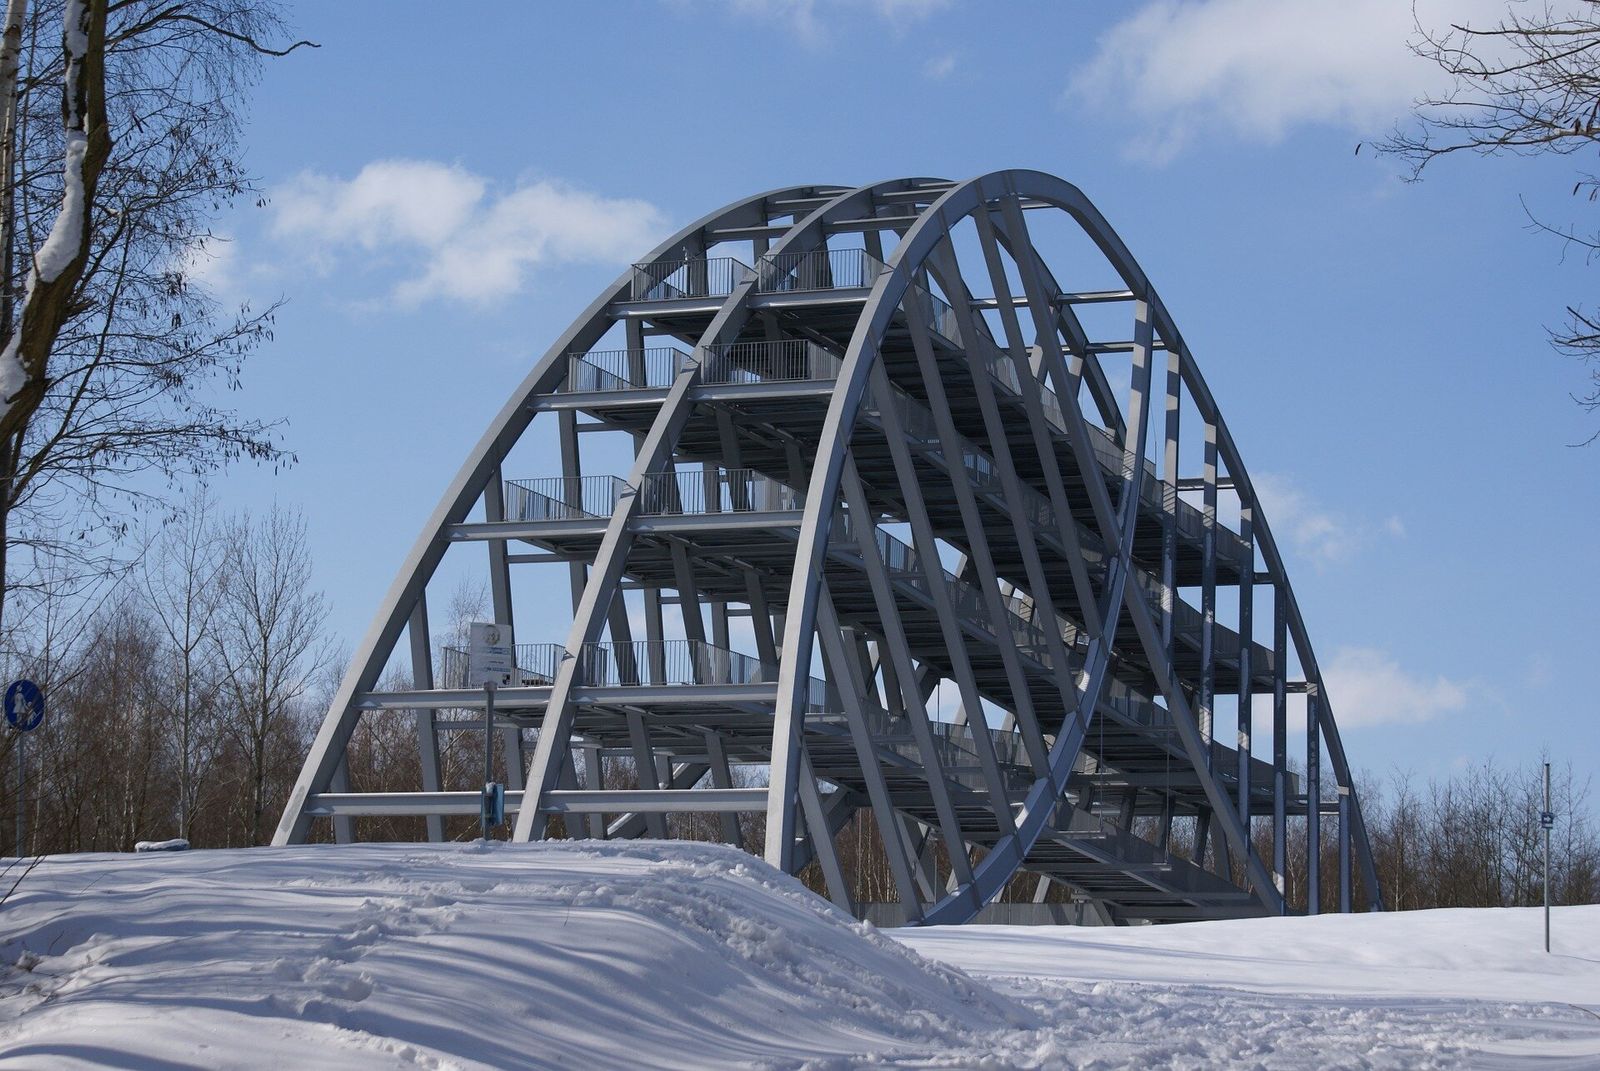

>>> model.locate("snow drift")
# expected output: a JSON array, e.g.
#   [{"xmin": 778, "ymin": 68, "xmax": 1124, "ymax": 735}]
[
  {"xmin": 1, "ymin": 841, "xmax": 1597, "ymax": 1069},
  {"xmin": 0, "ymin": 842, "xmax": 1027, "ymax": 1070}
]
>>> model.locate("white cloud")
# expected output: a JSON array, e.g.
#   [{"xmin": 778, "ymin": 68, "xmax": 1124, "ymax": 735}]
[
  {"xmin": 923, "ymin": 52, "xmax": 957, "ymax": 80},
  {"xmin": 1070, "ymin": 0, "xmax": 1509, "ymax": 162},
  {"xmin": 269, "ymin": 160, "xmax": 668, "ymax": 307},
  {"xmin": 1249, "ymin": 471, "xmax": 1401, "ymax": 567},
  {"xmin": 1321, "ymin": 645, "xmax": 1467, "ymax": 728},
  {"xmin": 175, "ymin": 234, "xmax": 238, "ymax": 299}
]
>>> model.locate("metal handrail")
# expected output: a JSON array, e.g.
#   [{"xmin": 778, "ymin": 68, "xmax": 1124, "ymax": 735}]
[
  {"xmin": 562, "ymin": 348, "xmax": 691, "ymax": 392},
  {"xmin": 913, "ymin": 285, "xmax": 964, "ymax": 346},
  {"xmin": 577, "ymin": 639, "xmax": 770, "ymax": 688},
  {"xmin": 504, "ymin": 476, "xmax": 628, "ymax": 521},
  {"xmin": 629, "ymin": 257, "xmax": 753, "ymax": 301},
  {"xmin": 757, "ymin": 249, "xmax": 886, "ymax": 293},
  {"xmin": 700, "ymin": 339, "xmax": 842, "ymax": 385},
  {"xmin": 438, "ymin": 643, "xmax": 565, "ymax": 689},
  {"xmin": 637, "ymin": 467, "xmax": 803, "ymax": 515}
]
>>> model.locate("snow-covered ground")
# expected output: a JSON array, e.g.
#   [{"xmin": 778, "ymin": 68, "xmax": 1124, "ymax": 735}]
[{"xmin": 0, "ymin": 842, "xmax": 1595, "ymax": 1070}]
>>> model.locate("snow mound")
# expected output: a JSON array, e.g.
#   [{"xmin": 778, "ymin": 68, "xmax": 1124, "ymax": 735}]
[
  {"xmin": 896, "ymin": 904, "xmax": 1600, "ymax": 1006},
  {"xmin": 898, "ymin": 904, "xmax": 1600, "ymax": 1070},
  {"xmin": 0, "ymin": 842, "xmax": 1030, "ymax": 1070},
  {"xmin": 2, "ymin": 841, "xmax": 1597, "ymax": 1069}
]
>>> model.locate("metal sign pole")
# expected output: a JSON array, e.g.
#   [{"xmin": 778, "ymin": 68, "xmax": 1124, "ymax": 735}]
[
  {"xmin": 1543, "ymin": 761, "xmax": 1552, "ymax": 954},
  {"xmin": 5, "ymin": 679, "xmax": 44, "ymax": 858},
  {"xmin": 483, "ymin": 680, "xmax": 496, "ymax": 841},
  {"xmin": 465, "ymin": 622, "xmax": 512, "ymax": 841},
  {"xmin": 14, "ymin": 735, "xmax": 22, "ymax": 858}
]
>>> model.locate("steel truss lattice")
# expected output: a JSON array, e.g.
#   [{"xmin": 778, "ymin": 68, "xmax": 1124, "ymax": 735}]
[{"xmin": 276, "ymin": 171, "xmax": 1382, "ymax": 925}]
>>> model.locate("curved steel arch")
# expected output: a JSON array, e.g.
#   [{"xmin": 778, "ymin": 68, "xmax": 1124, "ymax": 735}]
[
  {"xmin": 273, "ymin": 182, "xmax": 832, "ymax": 846},
  {"xmin": 279, "ymin": 170, "xmax": 1381, "ymax": 926}
]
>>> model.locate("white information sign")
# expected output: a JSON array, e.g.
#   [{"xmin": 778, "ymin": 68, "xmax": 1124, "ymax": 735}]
[{"xmin": 467, "ymin": 621, "xmax": 516, "ymax": 687}]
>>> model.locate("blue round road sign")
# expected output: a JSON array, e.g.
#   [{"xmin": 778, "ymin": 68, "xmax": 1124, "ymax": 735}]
[{"xmin": 5, "ymin": 679, "xmax": 44, "ymax": 732}]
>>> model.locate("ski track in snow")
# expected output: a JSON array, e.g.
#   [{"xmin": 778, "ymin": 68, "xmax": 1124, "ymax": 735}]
[{"xmin": 0, "ymin": 842, "xmax": 1593, "ymax": 1070}]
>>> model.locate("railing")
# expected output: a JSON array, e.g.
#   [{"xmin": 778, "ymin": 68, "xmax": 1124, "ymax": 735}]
[
  {"xmin": 914, "ymin": 286, "xmax": 964, "ymax": 347},
  {"xmin": 757, "ymin": 249, "xmax": 885, "ymax": 293},
  {"xmin": 438, "ymin": 643, "xmax": 565, "ymax": 689},
  {"xmin": 562, "ymin": 348, "xmax": 690, "ymax": 392},
  {"xmin": 629, "ymin": 257, "xmax": 753, "ymax": 302},
  {"xmin": 577, "ymin": 639, "xmax": 772, "ymax": 688},
  {"xmin": 700, "ymin": 339, "xmax": 842, "ymax": 385},
  {"xmin": 637, "ymin": 467, "xmax": 802, "ymax": 515},
  {"xmin": 503, "ymin": 476, "xmax": 628, "ymax": 521}
]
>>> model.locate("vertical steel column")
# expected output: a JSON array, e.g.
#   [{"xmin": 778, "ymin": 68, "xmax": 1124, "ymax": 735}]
[
  {"xmin": 1338, "ymin": 785, "xmax": 1352, "ymax": 913},
  {"xmin": 644, "ymin": 588, "xmax": 666, "ymax": 684},
  {"xmin": 1306, "ymin": 686, "xmax": 1322, "ymax": 915},
  {"xmin": 1199, "ymin": 424, "xmax": 1219, "ymax": 765},
  {"xmin": 582, "ymin": 746, "xmax": 605, "ymax": 839},
  {"xmin": 705, "ymin": 730, "xmax": 742, "ymax": 847},
  {"xmin": 743, "ymin": 567, "xmax": 778, "ymax": 665},
  {"xmin": 408, "ymin": 595, "xmax": 444, "ymax": 843},
  {"xmin": 483, "ymin": 472, "xmax": 525, "ymax": 790},
  {"xmin": 1237, "ymin": 505, "xmax": 1254, "ymax": 829},
  {"xmin": 625, "ymin": 318, "xmax": 646, "ymax": 385},
  {"xmin": 1272, "ymin": 583, "xmax": 1288, "ymax": 904},
  {"xmin": 627, "ymin": 711, "xmax": 667, "ymax": 839},
  {"xmin": 669, "ymin": 541, "xmax": 708, "ymax": 650},
  {"xmin": 559, "ymin": 412, "xmax": 586, "ymax": 616},
  {"xmin": 328, "ymin": 755, "xmax": 354, "ymax": 844},
  {"xmin": 1161, "ymin": 351, "xmax": 1181, "ymax": 660}
]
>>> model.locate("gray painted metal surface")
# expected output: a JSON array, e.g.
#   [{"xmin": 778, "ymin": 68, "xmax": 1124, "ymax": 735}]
[{"xmin": 276, "ymin": 171, "xmax": 1382, "ymax": 926}]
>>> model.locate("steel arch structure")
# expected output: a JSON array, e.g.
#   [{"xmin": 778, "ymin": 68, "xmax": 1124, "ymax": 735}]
[{"xmin": 276, "ymin": 170, "xmax": 1382, "ymax": 925}]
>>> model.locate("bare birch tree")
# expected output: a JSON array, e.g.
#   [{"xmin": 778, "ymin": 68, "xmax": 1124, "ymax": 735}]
[
  {"xmin": 0, "ymin": 0, "xmax": 313, "ymax": 645},
  {"xmin": 210, "ymin": 505, "xmax": 327, "ymax": 845},
  {"xmin": 139, "ymin": 485, "xmax": 221, "ymax": 838}
]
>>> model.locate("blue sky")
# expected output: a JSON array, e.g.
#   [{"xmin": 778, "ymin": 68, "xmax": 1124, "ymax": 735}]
[{"xmin": 196, "ymin": 0, "xmax": 1599, "ymax": 788}]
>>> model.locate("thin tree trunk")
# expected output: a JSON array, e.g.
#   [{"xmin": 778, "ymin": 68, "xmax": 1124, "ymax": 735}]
[{"xmin": 0, "ymin": 0, "xmax": 28, "ymax": 344}]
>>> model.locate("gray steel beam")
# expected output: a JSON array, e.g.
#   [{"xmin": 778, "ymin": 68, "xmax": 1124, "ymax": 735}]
[
  {"xmin": 1200, "ymin": 422, "xmax": 1219, "ymax": 761},
  {"xmin": 1339, "ymin": 785, "xmax": 1352, "ymax": 913},
  {"xmin": 705, "ymin": 730, "xmax": 743, "ymax": 846},
  {"xmin": 797, "ymin": 752, "xmax": 854, "ymax": 912},
  {"xmin": 1272, "ymin": 582, "xmax": 1289, "ymax": 904},
  {"xmin": 1307, "ymin": 686, "xmax": 1322, "ymax": 915},
  {"xmin": 408, "ymin": 594, "xmax": 444, "ymax": 843},
  {"xmin": 542, "ymin": 788, "xmax": 768, "ymax": 813},
  {"xmin": 1237, "ymin": 503, "xmax": 1254, "ymax": 826}
]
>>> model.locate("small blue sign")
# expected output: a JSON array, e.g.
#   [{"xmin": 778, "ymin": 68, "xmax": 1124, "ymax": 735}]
[
  {"xmin": 4, "ymin": 679, "xmax": 43, "ymax": 733},
  {"xmin": 1540, "ymin": 811, "xmax": 1555, "ymax": 829}
]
